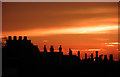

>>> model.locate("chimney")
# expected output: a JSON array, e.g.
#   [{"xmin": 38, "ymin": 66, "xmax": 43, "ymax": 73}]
[
  {"xmin": 91, "ymin": 53, "xmax": 93, "ymax": 59},
  {"xmin": 99, "ymin": 55, "xmax": 102, "ymax": 60},
  {"xmin": 13, "ymin": 36, "xmax": 17, "ymax": 40},
  {"xmin": 8, "ymin": 36, "xmax": 12, "ymax": 40},
  {"xmin": 19, "ymin": 36, "xmax": 22, "ymax": 40},
  {"xmin": 85, "ymin": 53, "xmax": 87, "ymax": 60},
  {"xmin": 59, "ymin": 45, "xmax": 62, "ymax": 53},
  {"xmin": 69, "ymin": 48, "xmax": 72, "ymax": 56},
  {"xmin": 78, "ymin": 51, "xmax": 80, "ymax": 59},
  {"xmin": 104, "ymin": 55, "xmax": 108, "ymax": 61},
  {"xmin": 44, "ymin": 45, "xmax": 47, "ymax": 53},
  {"xmin": 24, "ymin": 36, "xmax": 27, "ymax": 40},
  {"xmin": 50, "ymin": 45, "xmax": 54, "ymax": 53},
  {"xmin": 99, "ymin": 55, "xmax": 103, "ymax": 59},
  {"xmin": 109, "ymin": 54, "xmax": 113, "ymax": 61},
  {"xmin": 96, "ymin": 51, "xmax": 98, "ymax": 58}
]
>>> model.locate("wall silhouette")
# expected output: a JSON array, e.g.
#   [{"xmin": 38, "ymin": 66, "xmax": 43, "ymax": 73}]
[{"xmin": 2, "ymin": 36, "xmax": 120, "ymax": 77}]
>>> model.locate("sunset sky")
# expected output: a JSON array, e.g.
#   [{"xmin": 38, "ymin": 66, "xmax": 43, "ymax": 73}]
[{"xmin": 2, "ymin": 2, "xmax": 119, "ymax": 60}]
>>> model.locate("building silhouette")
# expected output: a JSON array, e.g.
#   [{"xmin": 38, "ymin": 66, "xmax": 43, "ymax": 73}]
[
  {"xmin": 50, "ymin": 45, "xmax": 54, "ymax": 53},
  {"xmin": 85, "ymin": 53, "xmax": 87, "ymax": 60},
  {"xmin": 69, "ymin": 48, "xmax": 72, "ymax": 56},
  {"xmin": 95, "ymin": 51, "xmax": 98, "ymax": 61},
  {"xmin": 3, "ymin": 36, "xmax": 39, "ymax": 57},
  {"xmin": 2, "ymin": 36, "xmax": 120, "ymax": 77},
  {"xmin": 44, "ymin": 45, "xmax": 47, "ymax": 53},
  {"xmin": 78, "ymin": 51, "xmax": 80, "ymax": 60},
  {"xmin": 109, "ymin": 54, "xmax": 113, "ymax": 61},
  {"xmin": 91, "ymin": 53, "xmax": 94, "ymax": 61}
]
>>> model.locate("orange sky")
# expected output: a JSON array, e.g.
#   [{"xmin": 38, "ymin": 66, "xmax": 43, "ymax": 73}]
[{"xmin": 2, "ymin": 2, "xmax": 119, "ymax": 60}]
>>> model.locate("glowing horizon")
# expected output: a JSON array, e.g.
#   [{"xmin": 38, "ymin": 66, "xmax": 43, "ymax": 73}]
[{"xmin": 2, "ymin": 25, "xmax": 118, "ymax": 37}]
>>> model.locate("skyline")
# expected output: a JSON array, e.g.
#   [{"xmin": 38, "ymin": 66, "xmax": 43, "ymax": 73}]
[
  {"xmin": 2, "ymin": 2, "xmax": 119, "ymax": 60},
  {"xmin": 3, "ymin": 35, "xmax": 120, "ymax": 77},
  {"xmin": 2, "ymin": 35, "xmax": 117, "ymax": 61}
]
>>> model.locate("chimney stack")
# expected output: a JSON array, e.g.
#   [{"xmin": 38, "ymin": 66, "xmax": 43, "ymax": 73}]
[
  {"xmin": 44, "ymin": 45, "xmax": 47, "ymax": 53},
  {"xmin": 109, "ymin": 54, "xmax": 113, "ymax": 61},
  {"xmin": 24, "ymin": 36, "xmax": 27, "ymax": 40},
  {"xmin": 99, "ymin": 55, "xmax": 103, "ymax": 61},
  {"xmin": 8, "ymin": 36, "xmax": 12, "ymax": 40},
  {"xmin": 91, "ymin": 53, "xmax": 93, "ymax": 59},
  {"xmin": 78, "ymin": 51, "xmax": 80, "ymax": 59},
  {"xmin": 59, "ymin": 45, "xmax": 62, "ymax": 53},
  {"xmin": 19, "ymin": 36, "xmax": 22, "ymax": 40},
  {"xmin": 13, "ymin": 36, "xmax": 17, "ymax": 40},
  {"xmin": 85, "ymin": 53, "xmax": 87, "ymax": 60},
  {"xmin": 96, "ymin": 51, "xmax": 98, "ymax": 58},
  {"xmin": 104, "ymin": 55, "xmax": 108, "ymax": 61},
  {"xmin": 69, "ymin": 48, "xmax": 72, "ymax": 56},
  {"xmin": 50, "ymin": 45, "xmax": 54, "ymax": 53}
]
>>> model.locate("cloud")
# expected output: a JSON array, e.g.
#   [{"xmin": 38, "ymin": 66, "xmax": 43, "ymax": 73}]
[
  {"xmin": 105, "ymin": 45, "xmax": 115, "ymax": 47},
  {"xmin": 105, "ymin": 42, "xmax": 119, "ymax": 47},
  {"xmin": 2, "ymin": 2, "xmax": 118, "ymax": 32},
  {"xmin": 105, "ymin": 42, "xmax": 120, "ymax": 45},
  {"xmin": 80, "ymin": 48, "xmax": 105, "ymax": 51},
  {"xmin": 2, "ymin": 25, "xmax": 118, "ymax": 37}
]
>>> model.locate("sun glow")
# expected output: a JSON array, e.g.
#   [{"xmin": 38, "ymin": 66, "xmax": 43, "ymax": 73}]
[
  {"xmin": 2, "ymin": 25, "xmax": 118, "ymax": 37},
  {"xmin": 105, "ymin": 42, "xmax": 119, "ymax": 47},
  {"xmin": 81, "ymin": 48, "xmax": 103, "ymax": 51},
  {"xmin": 105, "ymin": 45, "xmax": 115, "ymax": 47}
]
